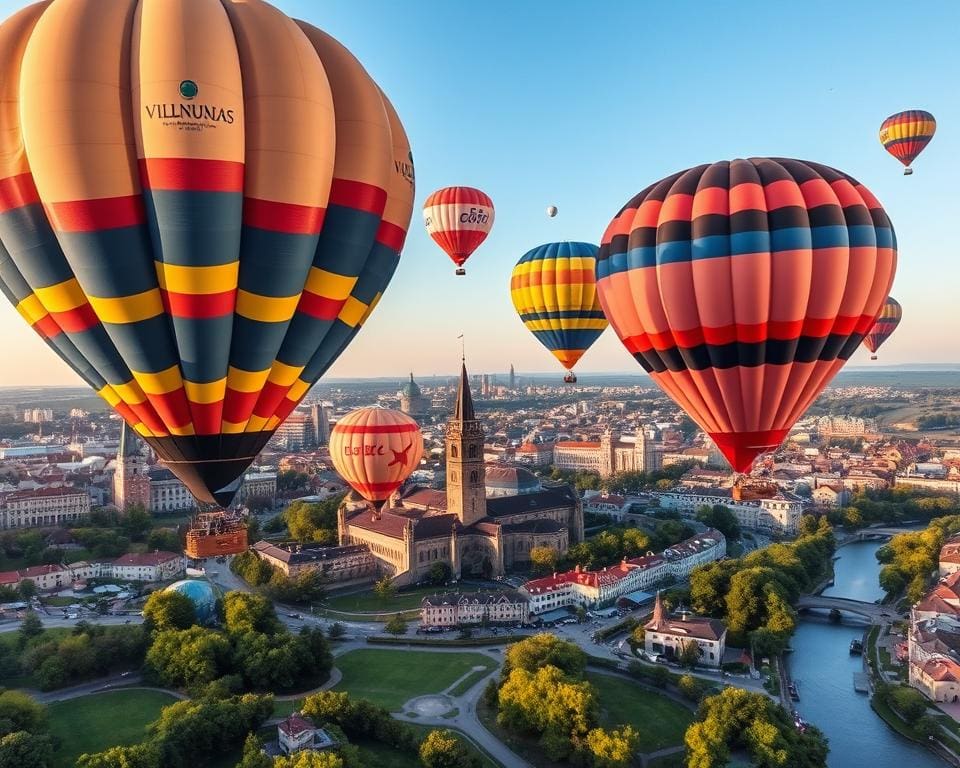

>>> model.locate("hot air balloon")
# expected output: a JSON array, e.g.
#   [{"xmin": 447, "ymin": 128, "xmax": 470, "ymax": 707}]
[
  {"xmin": 423, "ymin": 187, "xmax": 494, "ymax": 275},
  {"xmin": 329, "ymin": 407, "xmax": 424, "ymax": 506},
  {"xmin": 880, "ymin": 110, "xmax": 936, "ymax": 175},
  {"xmin": 0, "ymin": 0, "xmax": 414, "ymax": 507},
  {"xmin": 546, "ymin": 205, "xmax": 558, "ymax": 218},
  {"xmin": 596, "ymin": 158, "xmax": 896, "ymax": 473},
  {"xmin": 863, "ymin": 296, "xmax": 902, "ymax": 360},
  {"xmin": 510, "ymin": 242, "xmax": 608, "ymax": 384}
]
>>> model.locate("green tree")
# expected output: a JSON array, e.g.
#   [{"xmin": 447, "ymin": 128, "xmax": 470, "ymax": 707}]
[
  {"xmin": 275, "ymin": 752, "xmax": 344, "ymax": 768},
  {"xmin": 144, "ymin": 627, "xmax": 231, "ymax": 690},
  {"xmin": 650, "ymin": 665, "xmax": 671, "ymax": 689},
  {"xmin": 223, "ymin": 592, "xmax": 281, "ymax": 635},
  {"xmin": 0, "ymin": 691, "xmax": 46, "ymax": 737},
  {"xmin": 678, "ymin": 674, "xmax": 709, "ymax": 703},
  {"xmin": 582, "ymin": 725, "xmax": 639, "ymax": 768},
  {"xmin": 889, "ymin": 686, "xmax": 928, "ymax": 724},
  {"xmin": 146, "ymin": 528, "xmax": 180, "ymax": 552},
  {"xmin": 502, "ymin": 633, "xmax": 587, "ymax": 680},
  {"xmin": 17, "ymin": 579, "xmax": 36, "ymax": 601},
  {"xmin": 373, "ymin": 577, "xmax": 396, "ymax": 602},
  {"xmin": 797, "ymin": 515, "xmax": 819, "ymax": 537},
  {"xmin": 384, "ymin": 616, "xmax": 407, "ymax": 635},
  {"xmin": 237, "ymin": 733, "xmax": 272, "ymax": 768},
  {"xmin": 695, "ymin": 504, "xmax": 741, "ymax": 542},
  {"xmin": 419, "ymin": 729, "xmax": 478, "ymax": 768},
  {"xmin": 426, "ymin": 562, "xmax": 451, "ymax": 586},
  {"xmin": 17, "ymin": 611, "xmax": 42, "ymax": 649},
  {"xmin": 0, "ymin": 731, "xmax": 54, "ymax": 768},
  {"xmin": 328, "ymin": 622, "xmax": 346, "ymax": 640},
  {"xmin": 629, "ymin": 624, "xmax": 645, "ymax": 645},
  {"xmin": 142, "ymin": 590, "xmax": 197, "ymax": 632},
  {"xmin": 529, "ymin": 546, "xmax": 557, "ymax": 576},
  {"xmin": 284, "ymin": 497, "xmax": 342, "ymax": 544},
  {"xmin": 678, "ymin": 640, "xmax": 700, "ymax": 669},
  {"xmin": 122, "ymin": 505, "xmax": 153, "ymax": 541}
]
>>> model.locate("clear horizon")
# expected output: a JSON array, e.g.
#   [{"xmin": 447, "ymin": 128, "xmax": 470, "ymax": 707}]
[{"xmin": 1, "ymin": 0, "xmax": 958, "ymax": 387}]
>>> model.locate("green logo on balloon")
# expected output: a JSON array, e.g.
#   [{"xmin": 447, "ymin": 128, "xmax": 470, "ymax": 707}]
[{"xmin": 179, "ymin": 80, "xmax": 198, "ymax": 100}]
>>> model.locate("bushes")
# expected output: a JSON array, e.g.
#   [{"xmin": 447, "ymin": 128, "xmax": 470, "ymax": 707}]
[{"xmin": 876, "ymin": 515, "xmax": 960, "ymax": 602}]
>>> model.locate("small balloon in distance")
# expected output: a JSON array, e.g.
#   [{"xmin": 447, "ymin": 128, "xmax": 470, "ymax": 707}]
[{"xmin": 546, "ymin": 205, "xmax": 558, "ymax": 218}]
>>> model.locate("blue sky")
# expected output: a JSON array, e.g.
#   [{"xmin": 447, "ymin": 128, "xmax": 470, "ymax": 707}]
[{"xmin": 1, "ymin": 0, "xmax": 958, "ymax": 385}]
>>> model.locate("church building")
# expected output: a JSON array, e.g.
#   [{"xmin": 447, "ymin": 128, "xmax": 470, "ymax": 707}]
[{"xmin": 338, "ymin": 362, "xmax": 583, "ymax": 584}]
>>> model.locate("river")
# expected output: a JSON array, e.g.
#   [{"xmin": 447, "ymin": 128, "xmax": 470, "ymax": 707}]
[{"xmin": 789, "ymin": 540, "xmax": 942, "ymax": 767}]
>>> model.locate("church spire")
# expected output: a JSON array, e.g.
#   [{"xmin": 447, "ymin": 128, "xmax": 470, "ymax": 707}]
[
  {"xmin": 648, "ymin": 590, "xmax": 667, "ymax": 630},
  {"xmin": 119, "ymin": 421, "xmax": 140, "ymax": 458},
  {"xmin": 453, "ymin": 361, "xmax": 475, "ymax": 422}
]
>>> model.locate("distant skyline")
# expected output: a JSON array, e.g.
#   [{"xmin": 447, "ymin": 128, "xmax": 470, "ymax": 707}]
[{"xmin": 1, "ymin": 0, "xmax": 958, "ymax": 387}]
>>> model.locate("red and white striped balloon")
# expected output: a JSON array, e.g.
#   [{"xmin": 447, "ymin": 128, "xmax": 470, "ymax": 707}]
[
  {"xmin": 423, "ymin": 186, "xmax": 494, "ymax": 275},
  {"xmin": 329, "ymin": 407, "xmax": 424, "ymax": 506}
]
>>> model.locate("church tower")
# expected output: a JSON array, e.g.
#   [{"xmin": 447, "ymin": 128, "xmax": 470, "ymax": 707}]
[
  {"xmin": 113, "ymin": 423, "xmax": 150, "ymax": 512},
  {"xmin": 446, "ymin": 361, "xmax": 486, "ymax": 526}
]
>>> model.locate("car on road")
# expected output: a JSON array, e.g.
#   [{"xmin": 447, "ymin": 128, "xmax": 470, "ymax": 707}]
[{"xmin": 287, "ymin": 613, "xmax": 302, "ymax": 619}]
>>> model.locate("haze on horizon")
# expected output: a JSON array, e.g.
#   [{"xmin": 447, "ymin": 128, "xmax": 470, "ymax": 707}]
[{"xmin": 1, "ymin": 0, "xmax": 957, "ymax": 388}]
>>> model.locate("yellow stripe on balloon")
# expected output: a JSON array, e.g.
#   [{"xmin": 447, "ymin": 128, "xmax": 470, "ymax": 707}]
[
  {"xmin": 266, "ymin": 360, "xmax": 304, "ymax": 387},
  {"xmin": 111, "ymin": 379, "xmax": 149, "ymax": 406},
  {"xmin": 34, "ymin": 278, "xmax": 87, "ymax": 313},
  {"xmin": 15, "ymin": 294, "xmax": 47, "ymax": 324},
  {"xmin": 523, "ymin": 318, "xmax": 609, "ymax": 332},
  {"xmin": 226, "ymin": 366, "xmax": 270, "ymax": 393},
  {"xmin": 245, "ymin": 414, "xmax": 269, "ymax": 431},
  {"xmin": 287, "ymin": 379, "xmax": 310, "ymax": 402},
  {"xmin": 235, "ymin": 290, "xmax": 300, "ymax": 323},
  {"xmin": 338, "ymin": 296, "xmax": 367, "ymax": 327},
  {"xmin": 155, "ymin": 262, "xmax": 239, "ymax": 294},
  {"xmin": 304, "ymin": 267, "xmax": 357, "ymax": 300},
  {"xmin": 221, "ymin": 419, "xmax": 247, "ymax": 434},
  {"xmin": 87, "ymin": 289, "xmax": 164, "ymax": 324},
  {"xmin": 184, "ymin": 378, "xmax": 227, "ymax": 404},
  {"xmin": 132, "ymin": 364, "xmax": 183, "ymax": 395}
]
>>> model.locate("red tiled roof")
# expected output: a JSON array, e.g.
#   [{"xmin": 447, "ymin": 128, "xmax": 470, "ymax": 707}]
[
  {"xmin": 554, "ymin": 441, "xmax": 600, "ymax": 449},
  {"xmin": 112, "ymin": 551, "xmax": 180, "ymax": 567},
  {"xmin": 278, "ymin": 714, "xmax": 315, "ymax": 737},
  {"xmin": 0, "ymin": 571, "xmax": 19, "ymax": 585},
  {"xmin": 6, "ymin": 486, "xmax": 86, "ymax": 502},
  {"xmin": 921, "ymin": 658, "xmax": 960, "ymax": 683},
  {"xmin": 18, "ymin": 564, "xmax": 65, "ymax": 578}
]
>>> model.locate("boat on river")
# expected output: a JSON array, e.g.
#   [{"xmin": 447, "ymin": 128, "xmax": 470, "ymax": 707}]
[
  {"xmin": 789, "ymin": 681, "xmax": 800, "ymax": 701},
  {"xmin": 850, "ymin": 638, "xmax": 864, "ymax": 655}
]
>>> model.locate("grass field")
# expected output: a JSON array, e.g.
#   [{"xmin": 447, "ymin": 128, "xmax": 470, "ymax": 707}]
[
  {"xmin": 587, "ymin": 672, "xmax": 694, "ymax": 752},
  {"xmin": 334, "ymin": 649, "xmax": 497, "ymax": 711},
  {"xmin": 449, "ymin": 666, "xmax": 495, "ymax": 697},
  {"xmin": 324, "ymin": 585, "xmax": 450, "ymax": 613},
  {"xmin": 48, "ymin": 689, "xmax": 178, "ymax": 768},
  {"xmin": 403, "ymin": 723, "xmax": 500, "ymax": 768}
]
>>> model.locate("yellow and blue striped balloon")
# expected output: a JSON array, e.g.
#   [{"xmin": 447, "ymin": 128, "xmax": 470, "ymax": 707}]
[{"xmin": 510, "ymin": 241, "xmax": 608, "ymax": 378}]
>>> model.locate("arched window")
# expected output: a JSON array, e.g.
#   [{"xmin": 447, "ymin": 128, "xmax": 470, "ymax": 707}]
[
  {"xmin": 451, "ymin": 445, "xmax": 459, "ymax": 458},
  {"xmin": 470, "ymin": 470, "xmax": 478, "ymax": 483},
  {"xmin": 419, "ymin": 552, "xmax": 424, "ymax": 562},
  {"xmin": 468, "ymin": 444, "xmax": 477, "ymax": 459}
]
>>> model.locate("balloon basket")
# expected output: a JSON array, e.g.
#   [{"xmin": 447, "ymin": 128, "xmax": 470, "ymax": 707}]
[
  {"xmin": 455, "ymin": 268, "xmax": 466, "ymax": 276},
  {"xmin": 903, "ymin": 167, "xmax": 913, "ymax": 176},
  {"xmin": 870, "ymin": 355, "xmax": 877, "ymax": 360},
  {"xmin": 563, "ymin": 373, "xmax": 577, "ymax": 384}
]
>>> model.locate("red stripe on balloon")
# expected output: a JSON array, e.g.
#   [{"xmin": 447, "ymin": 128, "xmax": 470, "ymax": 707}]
[
  {"xmin": 50, "ymin": 304, "xmax": 100, "ymax": 333},
  {"xmin": 0, "ymin": 173, "xmax": 40, "ymax": 213},
  {"xmin": 160, "ymin": 289, "xmax": 237, "ymax": 319},
  {"xmin": 44, "ymin": 195, "xmax": 146, "ymax": 232},
  {"xmin": 329, "ymin": 179, "xmax": 387, "ymax": 215},
  {"xmin": 32, "ymin": 314, "xmax": 62, "ymax": 339},
  {"xmin": 376, "ymin": 220, "xmax": 407, "ymax": 252},
  {"xmin": 138, "ymin": 158, "xmax": 244, "ymax": 193},
  {"xmin": 333, "ymin": 422, "xmax": 420, "ymax": 435},
  {"xmin": 222, "ymin": 389, "xmax": 260, "ymax": 424},
  {"xmin": 188, "ymin": 401, "xmax": 223, "ymax": 436},
  {"xmin": 250, "ymin": 381, "xmax": 288, "ymax": 420},
  {"xmin": 243, "ymin": 197, "xmax": 326, "ymax": 235},
  {"xmin": 297, "ymin": 291, "xmax": 345, "ymax": 320},
  {"xmin": 147, "ymin": 389, "xmax": 193, "ymax": 431}
]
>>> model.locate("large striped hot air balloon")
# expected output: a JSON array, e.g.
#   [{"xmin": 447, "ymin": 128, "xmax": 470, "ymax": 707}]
[
  {"xmin": 510, "ymin": 242, "xmax": 608, "ymax": 383},
  {"xmin": 329, "ymin": 407, "xmax": 424, "ymax": 506},
  {"xmin": 596, "ymin": 158, "xmax": 897, "ymax": 473},
  {"xmin": 863, "ymin": 296, "xmax": 902, "ymax": 360},
  {"xmin": 0, "ymin": 0, "xmax": 414, "ymax": 507},
  {"xmin": 879, "ymin": 110, "xmax": 936, "ymax": 175},
  {"xmin": 423, "ymin": 186, "xmax": 494, "ymax": 275}
]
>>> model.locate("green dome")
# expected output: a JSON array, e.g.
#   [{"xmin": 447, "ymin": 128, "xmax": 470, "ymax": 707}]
[{"xmin": 401, "ymin": 373, "xmax": 422, "ymax": 398}]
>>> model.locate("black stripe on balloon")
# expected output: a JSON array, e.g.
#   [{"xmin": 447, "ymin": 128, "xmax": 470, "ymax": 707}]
[{"xmin": 633, "ymin": 333, "xmax": 866, "ymax": 374}]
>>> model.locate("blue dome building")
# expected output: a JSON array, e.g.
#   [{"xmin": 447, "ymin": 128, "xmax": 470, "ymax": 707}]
[{"xmin": 164, "ymin": 579, "xmax": 217, "ymax": 624}]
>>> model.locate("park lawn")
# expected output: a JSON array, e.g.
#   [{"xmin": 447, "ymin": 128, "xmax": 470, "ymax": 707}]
[
  {"xmin": 449, "ymin": 666, "xmax": 495, "ymax": 697},
  {"xmin": 325, "ymin": 585, "xmax": 452, "ymax": 613},
  {"xmin": 587, "ymin": 672, "xmax": 694, "ymax": 753},
  {"xmin": 48, "ymin": 690, "xmax": 178, "ymax": 768},
  {"xmin": 334, "ymin": 649, "xmax": 496, "ymax": 711}
]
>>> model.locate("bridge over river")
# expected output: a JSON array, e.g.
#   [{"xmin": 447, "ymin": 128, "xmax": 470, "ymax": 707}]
[{"xmin": 794, "ymin": 594, "xmax": 894, "ymax": 622}]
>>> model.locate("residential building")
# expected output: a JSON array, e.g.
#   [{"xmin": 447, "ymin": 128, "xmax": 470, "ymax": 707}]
[
  {"xmin": 309, "ymin": 403, "xmax": 332, "ymax": 446},
  {"xmin": 238, "ymin": 471, "xmax": 278, "ymax": 505},
  {"xmin": 942, "ymin": 537, "xmax": 960, "ymax": 577},
  {"xmin": 277, "ymin": 714, "xmax": 335, "ymax": 756},
  {"xmin": 109, "ymin": 551, "xmax": 185, "ymax": 582},
  {"xmin": 644, "ymin": 592, "xmax": 727, "ymax": 668},
  {"xmin": 553, "ymin": 428, "xmax": 660, "ymax": 478},
  {"xmin": 250, "ymin": 541, "xmax": 375, "ymax": 582},
  {"xmin": 811, "ymin": 482, "xmax": 850, "ymax": 508},
  {"xmin": 816, "ymin": 416, "xmax": 868, "ymax": 437},
  {"xmin": 23, "ymin": 408, "xmax": 53, "ymax": 423},
  {"xmin": 420, "ymin": 590, "xmax": 529, "ymax": 627},
  {"xmin": 515, "ymin": 443, "xmax": 554, "ymax": 467},
  {"xmin": 583, "ymin": 493, "xmax": 633, "ymax": 521},
  {"xmin": 896, "ymin": 475, "xmax": 960, "ymax": 496},
  {"xmin": 275, "ymin": 412, "xmax": 314, "ymax": 451},
  {"xmin": 654, "ymin": 488, "xmax": 803, "ymax": 535},
  {"xmin": 2, "ymin": 487, "xmax": 91, "ymax": 529},
  {"xmin": 521, "ymin": 529, "xmax": 725, "ymax": 614},
  {"xmin": 148, "ymin": 468, "xmax": 196, "ymax": 513}
]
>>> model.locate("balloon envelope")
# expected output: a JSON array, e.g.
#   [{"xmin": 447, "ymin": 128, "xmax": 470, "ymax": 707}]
[
  {"xmin": 546, "ymin": 205, "xmax": 558, "ymax": 218},
  {"xmin": 329, "ymin": 407, "xmax": 424, "ymax": 504},
  {"xmin": 422, "ymin": 186, "xmax": 494, "ymax": 271},
  {"xmin": 863, "ymin": 296, "xmax": 902, "ymax": 355},
  {"xmin": 879, "ymin": 110, "xmax": 935, "ymax": 172},
  {"xmin": 0, "ymin": 0, "xmax": 413, "ymax": 506},
  {"xmin": 510, "ymin": 241, "xmax": 608, "ymax": 374},
  {"xmin": 596, "ymin": 158, "xmax": 897, "ymax": 473}
]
